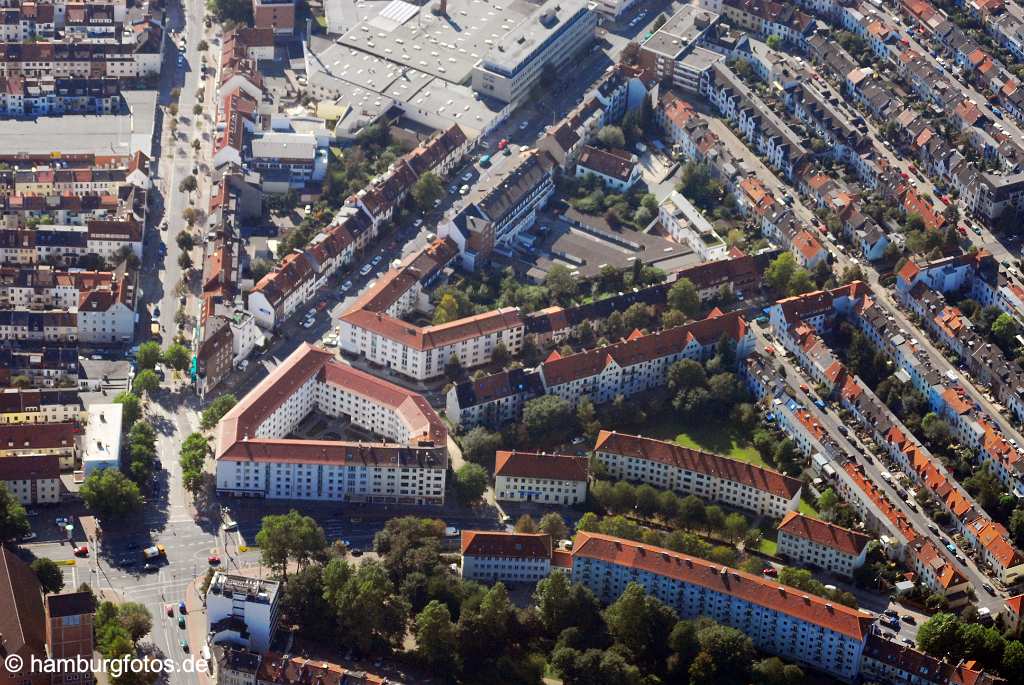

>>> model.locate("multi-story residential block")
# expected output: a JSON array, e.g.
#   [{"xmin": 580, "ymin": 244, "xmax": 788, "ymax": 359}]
[
  {"xmin": 460, "ymin": 531, "xmax": 553, "ymax": 583},
  {"xmin": 636, "ymin": 6, "xmax": 722, "ymax": 92},
  {"xmin": 214, "ymin": 343, "xmax": 448, "ymax": 505},
  {"xmin": 595, "ymin": 431, "xmax": 801, "ymax": 518},
  {"xmin": 494, "ymin": 451, "xmax": 588, "ymax": 505},
  {"xmin": 0, "ymin": 219, "xmax": 143, "ymax": 266},
  {"xmin": 45, "ymin": 592, "xmax": 96, "ymax": 685},
  {"xmin": 777, "ymin": 512, "xmax": 870, "ymax": 578},
  {"xmin": 252, "ymin": 0, "xmax": 294, "ymax": 35},
  {"xmin": 0, "ymin": 422, "xmax": 76, "ymax": 469},
  {"xmin": 657, "ymin": 190, "xmax": 729, "ymax": 261},
  {"xmin": 249, "ymin": 132, "xmax": 328, "ymax": 191},
  {"xmin": 574, "ymin": 145, "xmax": 640, "ymax": 191},
  {"xmin": 338, "ymin": 239, "xmax": 527, "ymax": 381},
  {"xmin": 440, "ymin": 150, "xmax": 557, "ymax": 270},
  {"xmin": 82, "ymin": 403, "xmax": 121, "ymax": 475},
  {"xmin": 470, "ymin": 0, "xmax": 597, "ymax": 103},
  {"xmin": 212, "ymin": 647, "xmax": 262, "ymax": 685},
  {"xmin": 206, "ymin": 574, "xmax": 280, "ymax": 653},
  {"xmin": 447, "ymin": 309, "xmax": 753, "ymax": 429},
  {"xmin": 860, "ymin": 633, "xmax": 1004, "ymax": 685},
  {"xmin": 571, "ymin": 532, "xmax": 875, "ymax": 682},
  {"xmin": 0, "ymin": 388, "xmax": 80, "ymax": 425},
  {"xmin": 0, "ymin": 454, "xmax": 60, "ymax": 504}
]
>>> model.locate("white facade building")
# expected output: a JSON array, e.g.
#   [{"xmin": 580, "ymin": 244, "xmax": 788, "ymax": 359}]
[
  {"xmin": 206, "ymin": 574, "xmax": 281, "ymax": 653},
  {"xmin": 776, "ymin": 512, "xmax": 870, "ymax": 578},
  {"xmin": 82, "ymin": 402, "xmax": 122, "ymax": 475},
  {"xmin": 460, "ymin": 531, "xmax": 553, "ymax": 583},
  {"xmin": 571, "ymin": 532, "xmax": 874, "ymax": 682},
  {"xmin": 493, "ymin": 451, "xmax": 588, "ymax": 505},
  {"xmin": 594, "ymin": 431, "xmax": 802, "ymax": 518},
  {"xmin": 215, "ymin": 344, "xmax": 448, "ymax": 505}
]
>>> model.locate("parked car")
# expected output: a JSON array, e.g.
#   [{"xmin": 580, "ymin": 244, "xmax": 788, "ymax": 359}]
[
  {"xmin": 371, "ymin": 255, "xmax": 382, "ymax": 265},
  {"xmin": 359, "ymin": 264, "xmax": 372, "ymax": 276},
  {"xmin": 340, "ymin": 280, "xmax": 353, "ymax": 293},
  {"xmin": 983, "ymin": 583, "xmax": 996, "ymax": 595},
  {"xmin": 762, "ymin": 567, "xmax": 777, "ymax": 577},
  {"xmin": 180, "ymin": 639, "xmax": 189, "ymax": 652},
  {"xmin": 74, "ymin": 545, "xmax": 89, "ymax": 557}
]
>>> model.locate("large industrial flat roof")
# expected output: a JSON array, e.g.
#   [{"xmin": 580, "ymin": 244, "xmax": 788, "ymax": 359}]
[
  {"xmin": 329, "ymin": 0, "xmax": 543, "ymax": 84},
  {"xmin": 0, "ymin": 90, "xmax": 157, "ymax": 156}
]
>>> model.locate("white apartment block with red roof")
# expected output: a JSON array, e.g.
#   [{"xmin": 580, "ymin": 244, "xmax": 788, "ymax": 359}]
[
  {"xmin": 493, "ymin": 451, "xmax": 589, "ymax": 505},
  {"xmin": 776, "ymin": 512, "xmax": 870, "ymax": 578},
  {"xmin": 215, "ymin": 343, "xmax": 447, "ymax": 505},
  {"xmin": 460, "ymin": 532, "xmax": 553, "ymax": 583},
  {"xmin": 594, "ymin": 431, "xmax": 802, "ymax": 518},
  {"xmin": 570, "ymin": 532, "xmax": 875, "ymax": 682}
]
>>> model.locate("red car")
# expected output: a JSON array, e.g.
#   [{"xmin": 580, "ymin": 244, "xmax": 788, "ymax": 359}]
[
  {"xmin": 73, "ymin": 545, "xmax": 89, "ymax": 557},
  {"xmin": 208, "ymin": 555, "xmax": 221, "ymax": 565},
  {"xmin": 497, "ymin": 138, "xmax": 508, "ymax": 151},
  {"xmin": 762, "ymin": 567, "xmax": 778, "ymax": 577}
]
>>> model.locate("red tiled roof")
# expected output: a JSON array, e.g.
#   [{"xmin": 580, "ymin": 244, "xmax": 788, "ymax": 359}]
[
  {"xmin": 461, "ymin": 531, "xmax": 552, "ymax": 558},
  {"xmin": 494, "ymin": 451, "xmax": 589, "ymax": 481},
  {"xmin": 0, "ymin": 422, "xmax": 76, "ymax": 450},
  {"xmin": 778, "ymin": 511, "xmax": 870, "ymax": 556},
  {"xmin": 571, "ymin": 532, "xmax": 875, "ymax": 639},
  {"xmin": 594, "ymin": 431, "xmax": 800, "ymax": 500}
]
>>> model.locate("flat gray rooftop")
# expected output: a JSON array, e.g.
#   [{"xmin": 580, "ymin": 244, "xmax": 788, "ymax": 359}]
[
  {"xmin": 640, "ymin": 5, "xmax": 719, "ymax": 58},
  {"xmin": 332, "ymin": 0, "xmax": 542, "ymax": 84},
  {"xmin": 0, "ymin": 90, "xmax": 157, "ymax": 157}
]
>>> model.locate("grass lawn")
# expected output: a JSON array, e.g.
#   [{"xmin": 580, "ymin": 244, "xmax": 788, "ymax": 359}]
[
  {"xmin": 799, "ymin": 496, "xmax": 820, "ymax": 517},
  {"xmin": 647, "ymin": 414, "xmax": 764, "ymax": 466},
  {"xmin": 757, "ymin": 538, "xmax": 777, "ymax": 556}
]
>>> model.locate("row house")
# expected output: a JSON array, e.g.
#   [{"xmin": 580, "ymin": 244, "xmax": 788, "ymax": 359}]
[
  {"xmin": 0, "ymin": 388, "xmax": 80, "ymax": 425},
  {"xmin": 706, "ymin": 62, "xmax": 808, "ymax": 181},
  {"xmin": 0, "ymin": 76, "xmax": 124, "ymax": 116},
  {"xmin": 594, "ymin": 431, "xmax": 802, "ymax": 519},
  {"xmin": 698, "ymin": 0, "xmax": 816, "ymax": 49},
  {"xmin": 0, "ymin": 309, "xmax": 76, "ymax": 342},
  {"xmin": 0, "ymin": 421, "xmax": 77, "ymax": 470},
  {"xmin": 447, "ymin": 309, "xmax": 753, "ymax": 429},
  {"xmin": 0, "ymin": 454, "xmax": 61, "ymax": 505},
  {"xmin": 214, "ymin": 344, "xmax": 448, "ymax": 506},
  {"xmin": 571, "ymin": 531, "xmax": 875, "ymax": 682},
  {"xmin": 860, "ymin": 633, "xmax": 1005, "ymax": 685},
  {"xmin": 0, "ymin": 342, "xmax": 78, "ymax": 388}
]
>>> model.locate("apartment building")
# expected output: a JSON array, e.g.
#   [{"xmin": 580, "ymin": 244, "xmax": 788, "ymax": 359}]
[
  {"xmin": 908, "ymin": 538, "xmax": 971, "ymax": 608},
  {"xmin": 214, "ymin": 343, "xmax": 448, "ymax": 505},
  {"xmin": 249, "ymin": 132, "xmax": 328, "ymax": 191},
  {"xmin": 658, "ymin": 190, "xmax": 729, "ymax": 261},
  {"xmin": 0, "ymin": 454, "xmax": 60, "ymax": 504},
  {"xmin": 254, "ymin": 654, "xmax": 389, "ymax": 685},
  {"xmin": 447, "ymin": 309, "xmax": 753, "ymax": 429},
  {"xmin": 0, "ymin": 547, "xmax": 57, "ymax": 685},
  {"xmin": 470, "ymin": 0, "xmax": 597, "ymax": 104},
  {"xmin": 595, "ymin": 431, "xmax": 801, "ymax": 518},
  {"xmin": 252, "ymin": 0, "xmax": 294, "ymax": 35},
  {"xmin": 860, "ymin": 633, "xmax": 1004, "ymax": 685},
  {"xmin": 0, "ymin": 421, "xmax": 76, "ymax": 469},
  {"xmin": 494, "ymin": 451, "xmax": 588, "ymax": 505},
  {"xmin": 0, "ymin": 388, "xmax": 80, "ymax": 424},
  {"xmin": 206, "ymin": 574, "xmax": 281, "ymax": 653},
  {"xmin": 45, "ymin": 592, "xmax": 96, "ymax": 685},
  {"xmin": 460, "ymin": 531, "xmax": 553, "ymax": 583},
  {"xmin": 440, "ymin": 150, "xmax": 558, "ymax": 270},
  {"xmin": 636, "ymin": 6, "xmax": 722, "ymax": 92},
  {"xmin": 338, "ymin": 238, "xmax": 527, "ymax": 381},
  {"xmin": 574, "ymin": 145, "xmax": 641, "ymax": 191},
  {"xmin": 571, "ymin": 532, "xmax": 875, "ymax": 682},
  {"xmin": 777, "ymin": 512, "xmax": 870, "ymax": 578}
]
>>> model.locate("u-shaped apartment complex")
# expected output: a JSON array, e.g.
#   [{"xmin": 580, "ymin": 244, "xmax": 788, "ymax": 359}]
[{"xmin": 215, "ymin": 343, "xmax": 448, "ymax": 505}]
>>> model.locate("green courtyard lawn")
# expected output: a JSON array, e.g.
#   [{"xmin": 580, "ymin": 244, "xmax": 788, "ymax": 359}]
[
  {"xmin": 799, "ymin": 495, "xmax": 820, "ymax": 517},
  {"xmin": 646, "ymin": 413, "xmax": 765, "ymax": 467}
]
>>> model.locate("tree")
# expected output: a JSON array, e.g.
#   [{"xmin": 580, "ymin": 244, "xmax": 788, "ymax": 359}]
[
  {"xmin": 255, "ymin": 510, "xmax": 327, "ymax": 579},
  {"xmin": 412, "ymin": 172, "xmax": 444, "ymax": 209},
  {"xmin": 522, "ymin": 395, "xmax": 575, "ymax": 445},
  {"xmin": 668, "ymin": 359, "xmax": 707, "ymax": 393},
  {"xmin": 178, "ymin": 251, "xmax": 194, "ymax": 271},
  {"xmin": 695, "ymin": 623, "xmax": 756, "ymax": 681},
  {"xmin": 179, "ymin": 432, "xmax": 209, "ymax": 496},
  {"xmin": 491, "ymin": 342, "xmax": 510, "ymax": 368},
  {"xmin": 991, "ymin": 313, "xmax": 1019, "ymax": 349},
  {"xmin": 1002, "ymin": 640, "xmax": 1024, "ymax": 683},
  {"xmin": 752, "ymin": 657, "xmax": 803, "ymax": 685},
  {"xmin": 538, "ymin": 512, "xmax": 569, "ymax": 540},
  {"xmin": 454, "ymin": 463, "xmax": 488, "ymax": 504},
  {"xmin": 182, "ymin": 207, "xmax": 200, "ymax": 227},
  {"xmin": 327, "ymin": 560, "xmax": 410, "ymax": 654},
  {"xmin": 766, "ymin": 34, "xmax": 782, "ymax": 49},
  {"xmin": 116, "ymin": 603, "xmax": 152, "ymax": 642},
  {"xmin": 176, "ymin": 231, "xmax": 194, "ymax": 252},
  {"xmin": 545, "ymin": 264, "xmax": 576, "ymax": 304},
  {"xmin": 603, "ymin": 582, "xmax": 677, "ymax": 674},
  {"xmin": 723, "ymin": 512, "xmax": 748, "ymax": 542},
  {"xmin": 459, "ymin": 427, "xmax": 503, "ymax": 466},
  {"xmin": 765, "ymin": 252, "xmax": 797, "ymax": 293},
  {"xmin": 201, "ymin": 394, "xmax": 238, "ymax": 430},
  {"xmin": 514, "ymin": 514, "xmax": 539, "ymax": 533},
  {"xmin": 576, "ymin": 395, "xmax": 600, "ymax": 443},
  {"xmin": 135, "ymin": 341, "xmax": 161, "ymax": 370},
  {"xmin": 916, "ymin": 613, "xmax": 963, "ymax": 658},
  {"xmin": 132, "ymin": 369, "xmax": 160, "ymax": 396},
  {"xmin": 31, "ymin": 558, "xmax": 65, "ymax": 594},
  {"xmin": 113, "ymin": 392, "xmax": 140, "ymax": 428},
  {"xmin": 192, "ymin": 104, "xmax": 203, "ymax": 116},
  {"xmin": 788, "ymin": 268, "xmax": 814, "ymax": 295},
  {"xmin": 433, "ymin": 293, "xmax": 461, "ymax": 324},
  {"xmin": 197, "ymin": 40, "xmax": 208, "ymax": 51},
  {"xmin": 667, "ymin": 277, "xmax": 700, "ymax": 318},
  {"xmin": 178, "ymin": 175, "xmax": 198, "ymax": 194},
  {"xmin": 80, "ymin": 469, "xmax": 143, "ymax": 519},
  {"xmin": 1010, "ymin": 507, "xmax": 1024, "ymax": 547},
  {"xmin": 652, "ymin": 13, "xmax": 668, "ymax": 30},
  {"xmin": 414, "ymin": 601, "xmax": 458, "ymax": 671},
  {"xmin": 597, "ymin": 125, "xmax": 626, "ymax": 148},
  {"xmin": 162, "ymin": 343, "xmax": 191, "ymax": 372},
  {"xmin": 444, "ymin": 353, "xmax": 463, "ymax": 381}
]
